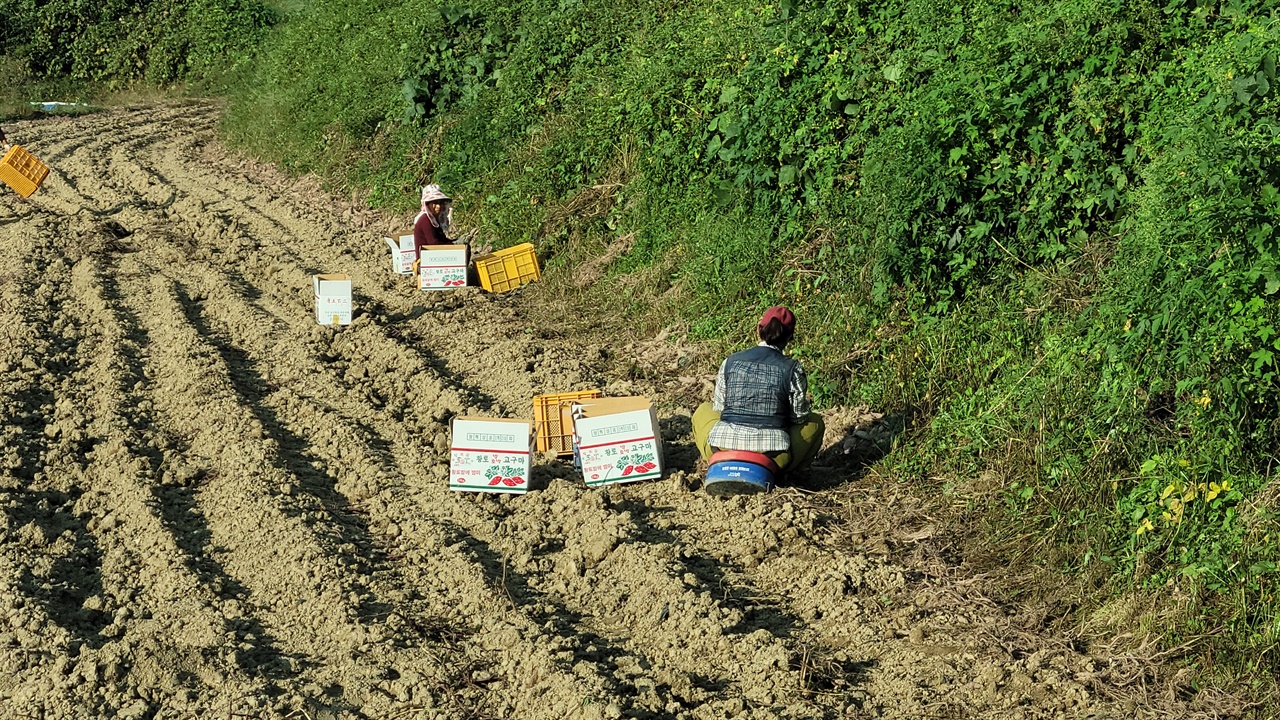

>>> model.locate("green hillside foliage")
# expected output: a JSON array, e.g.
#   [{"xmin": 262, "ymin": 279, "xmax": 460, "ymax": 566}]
[
  {"xmin": 82, "ymin": 0, "xmax": 1280, "ymax": 679},
  {"xmin": 0, "ymin": 0, "xmax": 273, "ymax": 85}
]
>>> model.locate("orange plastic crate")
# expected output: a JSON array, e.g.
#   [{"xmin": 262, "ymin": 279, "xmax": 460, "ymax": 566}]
[
  {"xmin": 0, "ymin": 145, "xmax": 49, "ymax": 198},
  {"xmin": 476, "ymin": 243, "xmax": 541, "ymax": 293},
  {"xmin": 533, "ymin": 389, "xmax": 603, "ymax": 455}
]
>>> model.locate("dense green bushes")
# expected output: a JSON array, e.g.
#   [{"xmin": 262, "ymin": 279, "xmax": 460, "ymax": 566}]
[{"xmin": 0, "ymin": 0, "xmax": 273, "ymax": 85}]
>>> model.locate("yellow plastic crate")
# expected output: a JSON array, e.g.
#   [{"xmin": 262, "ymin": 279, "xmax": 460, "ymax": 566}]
[
  {"xmin": 533, "ymin": 389, "xmax": 603, "ymax": 455},
  {"xmin": 0, "ymin": 145, "xmax": 49, "ymax": 198},
  {"xmin": 476, "ymin": 243, "xmax": 541, "ymax": 293}
]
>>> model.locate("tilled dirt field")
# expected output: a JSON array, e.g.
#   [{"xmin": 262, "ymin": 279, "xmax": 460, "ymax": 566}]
[{"xmin": 0, "ymin": 103, "xmax": 1236, "ymax": 719}]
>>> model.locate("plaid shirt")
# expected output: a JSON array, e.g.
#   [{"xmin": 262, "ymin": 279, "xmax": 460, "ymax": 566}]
[{"xmin": 708, "ymin": 343, "xmax": 810, "ymax": 453}]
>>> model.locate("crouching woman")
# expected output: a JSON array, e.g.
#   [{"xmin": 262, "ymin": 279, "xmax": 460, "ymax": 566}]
[{"xmin": 693, "ymin": 306, "xmax": 825, "ymax": 486}]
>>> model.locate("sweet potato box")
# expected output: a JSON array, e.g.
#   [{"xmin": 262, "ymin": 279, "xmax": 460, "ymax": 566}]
[
  {"xmin": 572, "ymin": 397, "xmax": 663, "ymax": 487},
  {"xmin": 449, "ymin": 417, "xmax": 532, "ymax": 494}
]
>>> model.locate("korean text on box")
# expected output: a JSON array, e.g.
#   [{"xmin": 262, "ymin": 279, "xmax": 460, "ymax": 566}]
[
  {"xmin": 313, "ymin": 274, "xmax": 352, "ymax": 326},
  {"xmin": 420, "ymin": 246, "xmax": 468, "ymax": 290},
  {"xmin": 384, "ymin": 234, "xmax": 416, "ymax": 275},
  {"xmin": 573, "ymin": 397, "xmax": 664, "ymax": 487},
  {"xmin": 450, "ymin": 417, "xmax": 532, "ymax": 494}
]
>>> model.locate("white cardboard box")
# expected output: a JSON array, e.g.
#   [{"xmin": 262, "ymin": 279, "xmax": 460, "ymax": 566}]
[
  {"xmin": 573, "ymin": 397, "xmax": 664, "ymax": 487},
  {"xmin": 419, "ymin": 245, "xmax": 468, "ymax": 290},
  {"xmin": 313, "ymin": 274, "xmax": 352, "ymax": 326},
  {"xmin": 450, "ymin": 417, "xmax": 532, "ymax": 494},
  {"xmin": 384, "ymin": 234, "xmax": 416, "ymax": 275}
]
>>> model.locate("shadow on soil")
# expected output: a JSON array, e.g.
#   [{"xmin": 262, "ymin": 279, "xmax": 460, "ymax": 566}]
[
  {"xmin": 658, "ymin": 415, "xmax": 702, "ymax": 478},
  {"xmin": 171, "ymin": 282, "xmax": 392, "ymax": 624},
  {"xmin": 791, "ymin": 410, "xmax": 910, "ymax": 492},
  {"xmin": 362, "ymin": 297, "xmax": 505, "ymax": 414},
  {"xmin": 99, "ymin": 268, "xmax": 295, "ymax": 677},
  {"xmin": 10, "ymin": 487, "xmax": 112, "ymax": 647},
  {"xmin": 0, "ymin": 242, "xmax": 109, "ymax": 647},
  {"xmin": 440, "ymin": 519, "xmax": 710, "ymax": 717},
  {"xmin": 610, "ymin": 497, "xmax": 802, "ymax": 638}
]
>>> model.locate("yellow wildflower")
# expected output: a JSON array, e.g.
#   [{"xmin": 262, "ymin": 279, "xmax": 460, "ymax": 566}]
[{"xmin": 1136, "ymin": 518, "xmax": 1155, "ymax": 536}]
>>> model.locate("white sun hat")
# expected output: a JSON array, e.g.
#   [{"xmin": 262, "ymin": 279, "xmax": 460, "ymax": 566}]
[{"xmin": 421, "ymin": 184, "xmax": 451, "ymax": 204}]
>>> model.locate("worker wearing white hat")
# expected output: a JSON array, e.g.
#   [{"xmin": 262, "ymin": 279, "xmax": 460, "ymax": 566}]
[
  {"xmin": 413, "ymin": 184, "xmax": 453, "ymax": 257},
  {"xmin": 411, "ymin": 183, "xmax": 475, "ymax": 280}
]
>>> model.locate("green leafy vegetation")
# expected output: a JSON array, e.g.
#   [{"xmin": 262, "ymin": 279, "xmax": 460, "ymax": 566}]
[{"xmin": 0, "ymin": 0, "xmax": 273, "ymax": 88}]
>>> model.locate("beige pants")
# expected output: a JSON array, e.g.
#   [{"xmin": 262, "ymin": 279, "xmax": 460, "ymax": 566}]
[{"xmin": 692, "ymin": 402, "xmax": 825, "ymax": 472}]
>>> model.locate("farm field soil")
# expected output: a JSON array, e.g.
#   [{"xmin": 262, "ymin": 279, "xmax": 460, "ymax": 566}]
[{"xmin": 0, "ymin": 103, "xmax": 1237, "ymax": 719}]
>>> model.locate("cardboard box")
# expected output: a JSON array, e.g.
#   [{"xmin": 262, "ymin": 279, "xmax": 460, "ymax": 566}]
[
  {"xmin": 384, "ymin": 234, "xmax": 416, "ymax": 275},
  {"xmin": 419, "ymin": 246, "xmax": 468, "ymax": 290},
  {"xmin": 450, "ymin": 417, "xmax": 532, "ymax": 494},
  {"xmin": 313, "ymin": 274, "xmax": 352, "ymax": 326},
  {"xmin": 573, "ymin": 397, "xmax": 664, "ymax": 487}
]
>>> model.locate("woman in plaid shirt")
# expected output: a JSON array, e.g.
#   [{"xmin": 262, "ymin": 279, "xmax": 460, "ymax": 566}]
[{"xmin": 692, "ymin": 306, "xmax": 825, "ymax": 481}]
